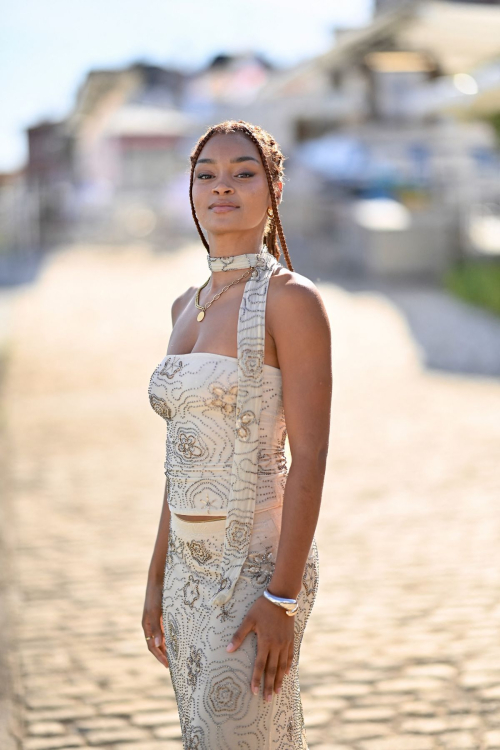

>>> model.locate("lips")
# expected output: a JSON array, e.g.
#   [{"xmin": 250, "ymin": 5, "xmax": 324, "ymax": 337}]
[{"xmin": 211, "ymin": 205, "xmax": 239, "ymax": 213}]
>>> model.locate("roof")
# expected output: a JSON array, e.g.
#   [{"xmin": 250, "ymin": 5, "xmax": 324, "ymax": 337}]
[{"xmin": 259, "ymin": 1, "xmax": 500, "ymax": 98}]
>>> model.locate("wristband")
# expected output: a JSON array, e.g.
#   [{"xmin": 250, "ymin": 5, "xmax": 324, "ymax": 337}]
[{"xmin": 263, "ymin": 588, "xmax": 299, "ymax": 616}]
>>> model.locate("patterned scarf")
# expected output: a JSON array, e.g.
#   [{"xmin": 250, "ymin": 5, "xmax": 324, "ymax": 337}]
[{"xmin": 205, "ymin": 247, "xmax": 280, "ymax": 606}]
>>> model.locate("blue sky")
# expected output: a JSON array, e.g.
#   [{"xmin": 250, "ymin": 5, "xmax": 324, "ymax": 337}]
[{"xmin": 0, "ymin": 0, "xmax": 373, "ymax": 172}]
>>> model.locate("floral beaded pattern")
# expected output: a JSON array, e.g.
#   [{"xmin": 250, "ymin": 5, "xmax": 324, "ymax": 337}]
[
  {"xmin": 148, "ymin": 394, "xmax": 172, "ymax": 420},
  {"xmin": 150, "ymin": 250, "xmax": 284, "ymax": 607},
  {"xmin": 244, "ymin": 547, "xmax": 276, "ymax": 586},
  {"xmin": 151, "ymin": 248, "xmax": 321, "ymax": 747},
  {"xmin": 182, "ymin": 574, "xmax": 201, "ymax": 607},
  {"xmin": 187, "ymin": 645, "xmax": 204, "ymax": 689},
  {"xmin": 205, "ymin": 382, "xmax": 238, "ymax": 415},
  {"xmin": 225, "ymin": 519, "xmax": 252, "ymax": 552},
  {"xmin": 159, "ymin": 358, "xmax": 184, "ymax": 379},
  {"xmin": 177, "ymin": 431, "xmax": 204, "ymax": 459},
  {"xmin": 147, "ymin": 250, "xmax": 288, "ymax": 550},
  {"xmin": 187, "ymin": 539, "xmax": 213, "ymax": 565},
  {"xmin": 161, "ymin": 507, "xmax": 320, "ymax": 749},
  {"xmin": 240, "ymin": 348, "xmax": 264, "ymax": 378},
  {"xmin": 234, "ymin": 406, "xmax": 256, "ymax": 440},
  {"xmin": 148, "ymin": 352, "xmax": 287, "ymax": 516}
]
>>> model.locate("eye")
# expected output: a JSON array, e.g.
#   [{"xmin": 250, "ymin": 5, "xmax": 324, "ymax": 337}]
[{"xmin": 196, "ymin": 172, "xmax": 255, "ymax": 180}]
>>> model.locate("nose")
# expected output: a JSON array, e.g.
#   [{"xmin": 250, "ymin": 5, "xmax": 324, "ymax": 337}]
[{"xmin": 212, "ymin": 181, "xmax": 234, "ymax": 194}]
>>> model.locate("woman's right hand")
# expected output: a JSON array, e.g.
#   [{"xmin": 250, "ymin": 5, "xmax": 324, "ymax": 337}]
[{"xmin": 142, "ymin": 579, "xmax": 169, "ymax": 669}]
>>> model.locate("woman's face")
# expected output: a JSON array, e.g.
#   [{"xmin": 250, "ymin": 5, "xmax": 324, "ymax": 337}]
[{"xmin": 192, "ymin": 132, "xmax": 280, "ymax": 237}]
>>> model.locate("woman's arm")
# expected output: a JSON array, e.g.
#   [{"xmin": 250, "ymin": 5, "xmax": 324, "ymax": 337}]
[
  {"xmin": 142, "ymin": 292, "xmax": 188, "ymax": 668},
  {"xmin": 266, "ymin": 277, "xmax": 332, "ymax": 598},
  {"xmin": 226, "ymin": 270, "xmax": 332, "ymax": 701},
  {"xmin": 142, "ymin": 478, "xmax": 170, "ymax": 669},
  {"xmin": 147, "ymin": 477, "xmax": 171, "ymax": 585}
]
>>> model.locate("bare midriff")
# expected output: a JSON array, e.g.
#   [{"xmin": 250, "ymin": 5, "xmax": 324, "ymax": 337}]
[{"xmin": 173, "ymin": 513, "xmax": 226, "ymax": 523}]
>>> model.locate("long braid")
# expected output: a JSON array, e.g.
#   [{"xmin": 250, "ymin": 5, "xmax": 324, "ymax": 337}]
[
  {"xmin": 188, "ymin": 132, "xmax": 213, "ymax": 253},
  {"xmin": 240, "ymin": 126, "xmax": 294, "ymax": 272},
  {"xmin": 188, "ymin": 120, "xmax": 294, "ymax": 272}
]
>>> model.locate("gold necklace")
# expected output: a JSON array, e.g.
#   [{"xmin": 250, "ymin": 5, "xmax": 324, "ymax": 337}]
[{"xmin": 194, "ymin": 267, "xmax": 253, "ymax": 322}]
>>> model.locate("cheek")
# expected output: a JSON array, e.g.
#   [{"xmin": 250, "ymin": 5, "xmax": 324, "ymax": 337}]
[
  {"xmin": 192, "ymin": 183, "xmax": 209, "ymax": 213},
  {"xmin": 244, "ymin": 179, "xmax": 270, "ymax": 211}
]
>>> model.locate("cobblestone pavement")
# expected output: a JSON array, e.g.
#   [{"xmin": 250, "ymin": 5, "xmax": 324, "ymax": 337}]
[
  {"xmin": 0, "ymin": 286, "xmax": 25, "ymax": 749},
  {"xmin": 4, "ymin": 241, "xmax": 500, "ymax": 750}
]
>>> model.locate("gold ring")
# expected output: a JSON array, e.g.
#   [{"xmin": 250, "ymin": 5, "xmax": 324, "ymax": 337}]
[{"xmin": 145, "ymin": 635, "xmax": 153, "ymax": 641}]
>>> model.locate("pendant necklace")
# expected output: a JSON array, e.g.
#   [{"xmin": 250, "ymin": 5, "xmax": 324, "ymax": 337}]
[{"xmin": 194, "ymin": 258, "xmax": 260, "ymax": 322}]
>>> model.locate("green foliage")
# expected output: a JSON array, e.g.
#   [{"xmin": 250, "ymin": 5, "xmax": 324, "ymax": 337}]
[
  {"xmin": 485, "ymin": 112, "xmax": 500, "ymax": 146},
  {"xmin": 443, "ymin": 260, "xmax": 500, "ymax": 317}
]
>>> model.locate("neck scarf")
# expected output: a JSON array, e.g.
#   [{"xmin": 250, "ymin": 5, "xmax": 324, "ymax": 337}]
[{"xmin": 205, "ymin": 247, "xmax": 281, "ymax": 606}]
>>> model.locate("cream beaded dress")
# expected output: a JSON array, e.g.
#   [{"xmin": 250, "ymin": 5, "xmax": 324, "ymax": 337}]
[{"xmin": 148, "ymin": 248, "xmax": 319, "ymax": 750}]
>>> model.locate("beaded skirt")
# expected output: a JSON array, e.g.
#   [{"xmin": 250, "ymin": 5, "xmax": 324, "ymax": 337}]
[{"xmin": 162, "ymin": 505, "xmax": 319, "ymax": 750}]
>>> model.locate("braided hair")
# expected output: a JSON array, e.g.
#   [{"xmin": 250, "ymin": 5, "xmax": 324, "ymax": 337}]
[{"xmin": 188, "ymin": 119, "xmax": 294, "ymax": 271}]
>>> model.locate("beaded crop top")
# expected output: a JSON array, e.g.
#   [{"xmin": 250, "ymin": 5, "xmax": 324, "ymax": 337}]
[{"xmin": 148, "ymin": 248, "xmax": 287, "ymax": 606}]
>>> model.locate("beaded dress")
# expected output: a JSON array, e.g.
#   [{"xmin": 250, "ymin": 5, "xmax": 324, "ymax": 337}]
[{"xmin": 148, "ymin": 248, "xmax": 319, "ymax": 749}]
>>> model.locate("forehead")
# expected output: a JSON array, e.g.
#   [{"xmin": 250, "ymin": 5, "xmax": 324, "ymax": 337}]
[{"xmin": 196, "ymin": 132, "xmax": 261, "ymax": 164}]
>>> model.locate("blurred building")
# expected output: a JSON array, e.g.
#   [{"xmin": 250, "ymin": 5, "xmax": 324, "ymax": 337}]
[
  {"xmin": 0, "ymin": 167, "xmax": 41, "ymax": 284},
  {"xmin": 20, "ymin": 55, "xmax": 276, "ymax": 247},
  {"xmin": 241, "ymin": 0, "xmax": 500, "ymax": 279},
  {"xmin": 24, "ymin": 64, "xmax": 194, "ymax": 245},
  {"xmin": 4, "ymin": 2, "xmax": 500, "ymax": 281}
]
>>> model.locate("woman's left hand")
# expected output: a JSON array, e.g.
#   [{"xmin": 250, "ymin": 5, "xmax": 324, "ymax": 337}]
[{"xmin": 226, "ymin": 594, "xmax": 295, "ymax": 701}]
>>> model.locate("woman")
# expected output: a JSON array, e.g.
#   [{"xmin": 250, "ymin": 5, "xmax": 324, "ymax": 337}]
[{"xmin": 143, "ymin": 119, "xmax": 332, "ymax": 749}]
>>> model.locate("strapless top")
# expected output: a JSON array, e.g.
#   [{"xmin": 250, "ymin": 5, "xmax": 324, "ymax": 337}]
[
  {"xmin": 148, "ymin": 351, "xmax": 288, "ymax": 516},
  {"xmin": 149, "ymin": 248, "xmax": 283, "ymax": 607}
]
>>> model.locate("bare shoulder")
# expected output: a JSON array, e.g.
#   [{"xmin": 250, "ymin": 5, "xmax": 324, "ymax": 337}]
[
  {"xmin": 268, "ymin": 264, "xmax": 329, "ymax": 328},
  {"xmin": 267, "ymin": 262, "xmax": 331, "ymax": 377},
  {"xmin": 171, "ymin": 285, "xmax": 198, "ymax": 327}
]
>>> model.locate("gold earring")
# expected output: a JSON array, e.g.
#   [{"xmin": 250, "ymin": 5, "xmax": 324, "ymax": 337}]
[{"xmin": 267, "ymin": 208, "xmax": 274, "ymax": 217}]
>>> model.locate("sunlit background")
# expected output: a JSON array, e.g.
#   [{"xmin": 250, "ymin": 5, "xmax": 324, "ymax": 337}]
[
  {"xmin": 2, "ymin": 0, "xmax": 500, "ymax": 295},
  {"xmin": 1, "ymin": 2, "xmax": 500, "ymax": 749}
]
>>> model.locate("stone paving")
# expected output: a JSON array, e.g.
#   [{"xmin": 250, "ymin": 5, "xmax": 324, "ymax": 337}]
[{"xmin": 3, "ymin": 240, "xmax": 500, "ymax": 749}]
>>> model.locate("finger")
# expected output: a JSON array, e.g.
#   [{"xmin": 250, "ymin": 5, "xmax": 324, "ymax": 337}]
[
  {"xmin": 274, "ymin": 647, "xmax": 289, "ymax": 696},
  {"xmin": 153, "ymin": 629, "xmax": 169, "ymax": 663},
  {"xmin": 264, "ymin": 647, "xmax": 279, "ymax": 702},
  {"xmin": 251, "ymin": 642, "xmax": 269, "ymax": 696},
  {"xmin": 227, "ymin": 616, "xmax": 254, "ymax": 653},
  {"xmin": 146, "ymin": 630, "xmax": 169, "ymax": 669},
  {"xmin": 150, "ymin": 642, "xmax": 169, "ymax": 668}
]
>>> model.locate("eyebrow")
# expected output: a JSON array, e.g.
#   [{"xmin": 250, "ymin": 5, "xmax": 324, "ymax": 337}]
[{"xmin": 195, "ymin": 155, "xmax": 260, "ymax": 166}]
